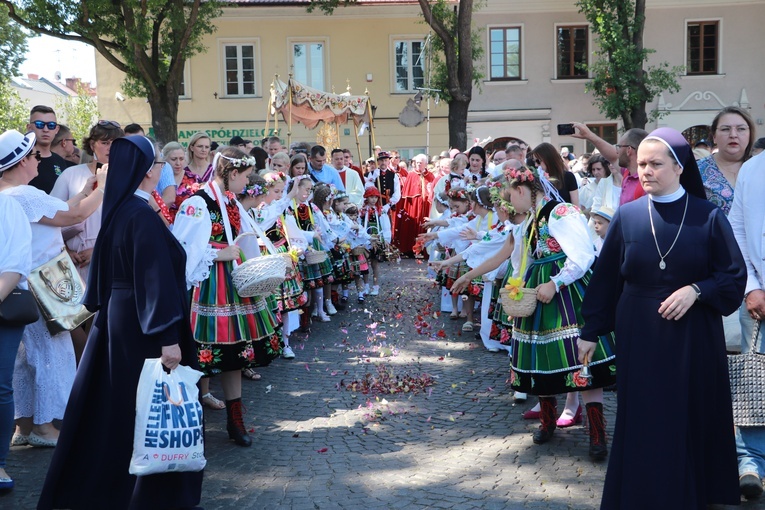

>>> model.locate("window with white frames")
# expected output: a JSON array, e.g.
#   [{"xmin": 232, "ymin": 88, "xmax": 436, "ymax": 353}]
[
  {"xmin": 489, "ymin": 27, "xmax": 522, "ymax": 80},
  {"xmin": 179, "ymin": 62, "xmax": 191, "ymax": 99},
  {"xmin": 222, "ymin": 42, "xmax": 258, "ymax": 97},
  {"xmin": 291, "ymin": 42, "xmax": 326, "ymax": 90},
  {"xmin": 393, "ymin": 39, "xmax": 425, "ymax": 93}
]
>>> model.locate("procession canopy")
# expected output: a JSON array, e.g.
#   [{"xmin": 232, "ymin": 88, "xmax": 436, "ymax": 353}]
[{"xmin": 272, "ymin": 78, "xmax": 370, "ymax": 129}]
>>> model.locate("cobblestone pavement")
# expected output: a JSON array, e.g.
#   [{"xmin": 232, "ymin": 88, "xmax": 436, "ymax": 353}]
[{"xmin": 4, "ymin": 260, "xmax": 765, "ymax": 509}]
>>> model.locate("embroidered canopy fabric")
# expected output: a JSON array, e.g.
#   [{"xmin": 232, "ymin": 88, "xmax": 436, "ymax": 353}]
[{"xmin": 272, "ymin": 79, "xmax": 370, "ymax": 129}]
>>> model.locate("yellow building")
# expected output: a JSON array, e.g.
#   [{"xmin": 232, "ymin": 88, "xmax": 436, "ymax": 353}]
[{"xmin": 96, "ymin": 1, "xmax": 449, "ymax": 161}]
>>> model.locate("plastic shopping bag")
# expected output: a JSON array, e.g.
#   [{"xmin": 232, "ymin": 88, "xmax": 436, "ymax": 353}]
[{"xmin": 129, "ymin": 358, "xmax": 206, "ymax": 476}]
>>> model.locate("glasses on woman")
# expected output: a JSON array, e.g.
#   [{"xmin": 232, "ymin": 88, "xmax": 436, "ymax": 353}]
[
  {"xmin": 98, "ymin": 120, "xmax": 121, "ymax": 129},
  {"xmin": 33, "ymin": 120, "xmax": 58, "ymax": 130},
  {"xmin": 716, "ymin": 125, "xmax": 749, "ymax": 135}
]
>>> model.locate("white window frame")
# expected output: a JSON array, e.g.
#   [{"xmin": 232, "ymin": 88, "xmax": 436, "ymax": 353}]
[
  {"xmin": 288, "ymin": 38, "xmax": 329, "ymax": 91},
  {"xmin": 396, "ymin": 148, "xmax": 427, "ymax": 162},
  {"xmin": 390, "ymin": 37, "xmax": 426, "ymax": 94},
  {"xmin": 684, "ymin": 18, "xmax": 723, "ymax": 76},
  {"xmin": 218, "ymin": 38, "xmax": 261, "ymax": 98},
  {"xmin": 179, "ymin": 61, "xmax": 191, "ymax": 99},
  {"xmin": 487, "ymin": 24, "xmax": 525, "ymax": 81},
  {"xmin": 552, "ymin": 23, "xmax": 591, "ymax": 81}
]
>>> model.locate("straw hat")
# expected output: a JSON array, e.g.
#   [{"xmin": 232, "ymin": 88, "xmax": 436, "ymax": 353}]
[{"xmin": 0, "ymin": 130, "xmax": 37, "ymax": 173}]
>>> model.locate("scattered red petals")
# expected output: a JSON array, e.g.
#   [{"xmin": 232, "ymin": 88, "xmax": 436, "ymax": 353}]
[
  {"xmin": 317, "ymin": 447, "xmax": 328, "ymax": 453},
  {"xmin": 437, "ymin": 329, "xmax": 446, "ymax": 338}
]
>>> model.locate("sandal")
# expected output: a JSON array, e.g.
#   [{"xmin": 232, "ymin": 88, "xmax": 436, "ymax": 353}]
[
  {"xmin": 201, "ymin": 392, "xmax": 225, "ymax": 410},
  {"xmin": 242, "ymin": 368, "xmax": 262, "ymax": 381},
  {"xmin": 449, "ymin": 312, "xmax": 459, "ymax": 320}
]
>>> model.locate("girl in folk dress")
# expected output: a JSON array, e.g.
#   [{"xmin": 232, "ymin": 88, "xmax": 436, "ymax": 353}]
[
  {"xmin": 173, "ymin": 147, "xmax": 282, "ymax": 447},
  {"xmin": 241, "ymin": 171, "xmax": 304, "ymax": 359},
  {"xmin": 344, "ymin": 204, "xmax": 371, "ymax": 303},
  {"xmin": 359, "ymin": 187, "xmax": 392, "ymax": 296},
  {"xmin": 327, "ymin": 192, "xmax": 356, "ymax": 307}
]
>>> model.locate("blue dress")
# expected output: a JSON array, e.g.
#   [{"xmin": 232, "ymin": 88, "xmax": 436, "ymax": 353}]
[{"xmin": 581, "ymin": 192, "xmax": 746, "ymax": 509}]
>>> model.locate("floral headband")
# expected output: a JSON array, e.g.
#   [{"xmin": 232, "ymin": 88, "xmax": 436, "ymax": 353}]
[
  {"xmin": 334, "ymin": 191, "xmax": 349, "ymax": 201},
  {"xmin": 488, "ymin": 184, "xmax": 515, "ymax": 214},
  {"xmin": 243, "ymin": 183, "xmax": 268, "ymax": 197},
  {"xmin": 505, "ymin": 167, "xmax": 535, "ymax": 183},
  {"xmin": 435, "ymin": 193, "xmax": 450, "ymax": 207},
  {"xmin": 474, "ymin": 185, "xmax": 491, "ymax": 208},
  {"xmin": 447, "ymin": 187, "xmax": 469, "ymax": 201},
  {"xmin": 264, "ymin": 171, "xmax": 287, "ymax": 186},
  {"xmin": 221, "ymin": 154, "xmax": 257, "ymax": 168}
]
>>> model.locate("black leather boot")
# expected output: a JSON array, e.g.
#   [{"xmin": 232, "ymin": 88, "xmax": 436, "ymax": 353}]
[
  {"xmin": 533, "ymin": 396, "xmax": 557, "ymax": 444},
  {"xmin": 586, "ymin": 402, "xmax": 608, "ymax": 460},
  {"xmin": 226, "ymin": 398, "xmax": 252, "ymax": 447}
]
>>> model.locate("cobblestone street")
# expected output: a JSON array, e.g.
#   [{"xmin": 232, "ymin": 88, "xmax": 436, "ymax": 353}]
[{"xmin": 4, "ymin": 260, "xmax": 764, "ymax": 509}]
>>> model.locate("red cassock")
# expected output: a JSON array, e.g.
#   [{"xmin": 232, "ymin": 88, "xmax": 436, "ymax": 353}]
[{"xmin": 394, "ymin": 170, "xmax": 434, "ymax": 254}]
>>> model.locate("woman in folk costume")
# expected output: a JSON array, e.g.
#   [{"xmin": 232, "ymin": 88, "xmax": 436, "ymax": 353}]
[
  {"xmin": 360, "ymin": 186, "xmax": 392, "ymax": 296},
  {"xmin": 395, "ymin": 153, "xmax": 434, "ymax": 256},
  {"xmin": 173, "ymin": 148, "xmax": 282, "ymax": 447},
  {"xmin": 38, "ymin": 136, "xmax": 203, "ymax": 510},
  {"xmin": 580, "ymin": 128, "xmax": 745, "ymax": 509},
  {"xmin": 239, "ymin": 171, "xmax": 304, "ymax": 360}
]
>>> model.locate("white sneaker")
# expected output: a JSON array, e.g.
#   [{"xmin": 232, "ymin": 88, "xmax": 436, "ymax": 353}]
[
  {"xmin": 370, "ymin": 285, "xmax": 380, "ymax": 296},
  {"xmin": 325, "ymin": 299, "xmax": 337, "ymax": 315},
  {"xmin": 317, "ymin": 311, "xmax": 331, "ymax": 322},
  {"xmin": 364, "ymin": 284, "xmax": 370, "ymax": 294},
  {"xmin": 282, "ymin": 346, "xmax": 295, "ymax": 359}
]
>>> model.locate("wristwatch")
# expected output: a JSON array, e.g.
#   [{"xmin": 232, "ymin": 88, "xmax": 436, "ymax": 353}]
[{"xmin": 690, "ymin": 283, "xmax": 701, "ymax": 300}]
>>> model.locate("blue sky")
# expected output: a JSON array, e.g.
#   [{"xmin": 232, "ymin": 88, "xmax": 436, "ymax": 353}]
[{"xmin": 20, "ymin": 35, "xmax": 97, "ymax": 85}]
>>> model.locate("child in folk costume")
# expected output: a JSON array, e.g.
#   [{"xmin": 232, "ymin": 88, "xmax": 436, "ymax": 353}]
[
  {"xmin": 430, "ymin": 185, "xmax": 513, "ymax": 352},
  {"xmin": 311, "ymin": 184, "xmax": 345, "ymax": 315},
  {"xmin": 452, "ymin": 167, "xmax": 616, "ymax": 460},
  {"xmin": 424, "ymin": 192, "xmax": 451, "ymax": 280},
  {"xmin": 360, "ymin": 186, "xmax": 392, "ymax": 296},
  {"xmin": 327, "ymin": 192, "xmax": 356, "ymax": 306},
  {"xmin": 240, "ymin": 171, "xmax": 304, "ymax": 360},
  {"xmin": 344, "ymin": 204, "xmax": 371, "ymax": 303},
  {"xmin": 288, "ymin": 179, "xmax": 337, "ymax": 324},
  {"xmin": 173, "ymin": 148, "xmax": 282, "ymax": 447},
  {"xmin": 421, "ymin": 188, "xmax": 471, "ymax": 317}
]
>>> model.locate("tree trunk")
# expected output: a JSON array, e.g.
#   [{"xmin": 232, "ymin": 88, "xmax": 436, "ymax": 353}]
[
  {"xmin": 447, "ymin": 98, "xmax": 469, "ymax": 151},
  {"xmin": 148, "ymin": 86, "xmax": 179, "ymax": 145}
]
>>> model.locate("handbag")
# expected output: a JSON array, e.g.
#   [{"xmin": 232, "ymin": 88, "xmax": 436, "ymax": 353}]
[
  {"xmin": 0, "ymin": 288, "xmax": 39, "ymax": 326},
  {"xmin": 728, "ymin": 320, "xmax": 765, "ymax": 427},
  {"xmin": 27, "ymin": 250, "xmax": 94, "ymax": 335},
  {"xmin": 130, "ymin": 359, "xmax": 206, "ymax": 476}
]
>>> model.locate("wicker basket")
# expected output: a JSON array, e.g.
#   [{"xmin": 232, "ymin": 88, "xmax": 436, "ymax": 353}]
[
  {"xmin": 304, "ymin": 249, "xmax": 328, "ymax": 265},
  {"xmin": 231, "ymin": 255, "xmax": 287, "ymax": 297},
  {"xmin": 499, "ymin": 287, "xmax": 538, "ymax": 318}
]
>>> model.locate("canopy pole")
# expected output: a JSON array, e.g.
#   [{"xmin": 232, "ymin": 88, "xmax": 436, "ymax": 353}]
[
  {"xmin": 265, "ymin": 77, "xmax": 275, "ymax": 136},
  {"xmin": 353, "ymin": 120, "xmax": 362, "ymax": 166},
  {"xmin": 287, "ymin": 75, "xmax": 293, "ymax": 149},
  {"xmin": 366, "ymin": 91, "xmax": 377, "ymax": 153}
]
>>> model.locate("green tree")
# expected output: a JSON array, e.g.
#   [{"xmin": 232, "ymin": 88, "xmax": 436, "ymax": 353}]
[
  {"xmin": 2, "ymin": 0, "xmax": 222, "ymax": 144},
  {"xmin": 576, "ymin": 0, "xmax": 683, "ymax": 129},
  {"xmin": 0, "ymin": 79, "xmax": 29, "ymax": 132},
  {"xmin": 309, "ymin": 0, "xmax": 482, "ymax": 151},
  {"xmin": 57, "ymin": 84, "xmax": 99, "ymax": 144},
  {"xmin": 0, "ymin": 3, "xmax": 31, "ymax": 82}
]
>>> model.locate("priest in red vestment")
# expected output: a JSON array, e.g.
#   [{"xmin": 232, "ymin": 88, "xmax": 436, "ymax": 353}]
[{"xmin": 394, "ymin": 153, "xmax": 434, "ymax": 256}]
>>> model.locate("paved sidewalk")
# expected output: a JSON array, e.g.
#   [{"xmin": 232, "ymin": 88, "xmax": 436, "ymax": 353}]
[{"xmin": 4, "ymin": 260, "xmax": 764, "ymax": 509}]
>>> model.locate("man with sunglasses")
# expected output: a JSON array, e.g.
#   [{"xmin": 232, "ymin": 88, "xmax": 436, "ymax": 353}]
[
  {"xmin": 51, "ymin": 125, "xmax": 78, "ymax": 165},
  {"xmin": 27, "ymin": 105, "xmax": 71, "ymax": 194}
]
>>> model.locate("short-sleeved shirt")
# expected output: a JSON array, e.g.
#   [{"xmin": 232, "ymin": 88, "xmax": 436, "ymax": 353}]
[
  {"xmin": 155, "ymin": 163, "xmax": 176, "ymax": 195},
  {"xmin": 29, "ymin": 152, "xmax": 72, "ymax": 194}
]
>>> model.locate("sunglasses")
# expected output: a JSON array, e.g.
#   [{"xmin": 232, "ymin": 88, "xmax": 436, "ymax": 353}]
[
  {"xmin": 614, "ymin": 144, "xmax": 636, "ymax": 151},
  {"xmin": 98, "ymin": 120, "xmax": 121, "ymax": 128},
  {"xmin": 29, "ymin": 150, "xmax": 42, "ymax": 162},
  {"xmin": 33, "ymin": 120, "xmax": 58, "ymax": 130},
  {"xmin": 62, "ymin": 138, "xmax": 77, "ymax": 146}
]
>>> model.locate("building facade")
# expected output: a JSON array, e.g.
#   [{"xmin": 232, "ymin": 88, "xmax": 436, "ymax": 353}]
[{"xmin": 94, "ymin": 0, "xmax": 764, "ymax": 157}]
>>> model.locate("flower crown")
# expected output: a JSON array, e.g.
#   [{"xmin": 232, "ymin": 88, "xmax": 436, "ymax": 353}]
[
  {"xmin": 221, "ymin": 154, "xmax": 257, "ymax": 168},
  {"xmin": 334, "ymin": 191, "xmax": 349, "ymax": 201},
  {"xmin": 488, "ymin": 184, "xmax": 515, "ymax": 214},
  {"xmin": 264, "ymin": 171, "xmax": 287, "ymax": 187},
  {"xmin": 244, "ymin": 183, "xmax": 268, "ymax": 197},
  {"xmin": 505, "ymin": 166, "xmax": 535, "ymax": 183},
  {"xmin": 447, "ymin": 187, "xmax": 469, "ymax": 201}
]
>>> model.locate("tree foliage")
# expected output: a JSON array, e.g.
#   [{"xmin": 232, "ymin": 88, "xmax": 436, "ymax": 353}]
[
  {"xmin": 308, "ymin": 0, "xmax": 481, "ymax": 151},
  {"xmin": 56, "ymin": 84, "xmax": 100, "ymax": 145},
  {"xmin": 0, "ymin": 79, "xmax": 29, "ymax": 132},
  {"xmin": 576, "ymin": 0, "xmax": 683, "ymax": 129},
  {"xmin": 0, "ymin": 3, "xmax": 31, "ymax": 83},
  {"xmin": 1, "ymin": 0, "xmax": 222, "ymax": 143}
]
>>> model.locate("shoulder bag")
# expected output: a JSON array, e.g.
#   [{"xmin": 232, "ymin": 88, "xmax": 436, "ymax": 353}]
[
  {"xmin": 728, "ymin": 320, "xmax": 765, "ymax": 427},
  {"xmin": 0, "ymin": 288, "xmax": 39, "ymax": 326}
]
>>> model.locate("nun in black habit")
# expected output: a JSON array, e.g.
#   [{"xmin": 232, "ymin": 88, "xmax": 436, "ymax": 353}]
[
  {"xmin": 578, "ymin": 127, "xmax": 746, "ymax": 509},
  {"xmin": 38, "ymin": 136, "xmax": 203, "ymax": 510}
]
